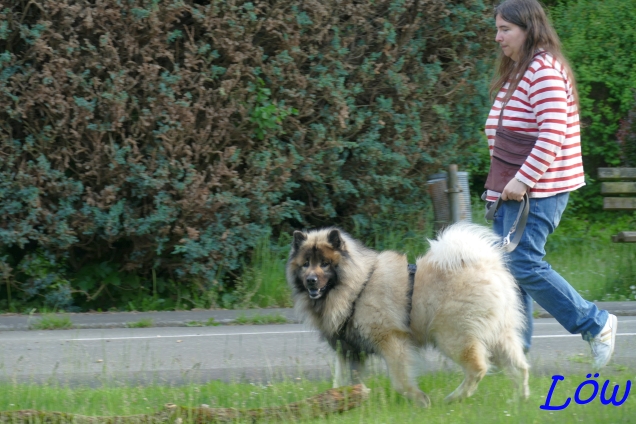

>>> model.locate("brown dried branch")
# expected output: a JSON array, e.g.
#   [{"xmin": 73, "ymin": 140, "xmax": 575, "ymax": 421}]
[{"xmin": 1, "ymin": 384, "xmax": 370, "ymax": 424}]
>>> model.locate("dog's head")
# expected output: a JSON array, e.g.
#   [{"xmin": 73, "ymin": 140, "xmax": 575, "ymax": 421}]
[{"xmin": 287, "ymin": 228, "xmax": 345, "ymax": 300}]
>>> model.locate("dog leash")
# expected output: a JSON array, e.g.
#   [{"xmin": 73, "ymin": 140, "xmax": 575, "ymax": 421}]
[{"xmin": 484, "ymin": 192, "xmax": 530, "ymax": 252}]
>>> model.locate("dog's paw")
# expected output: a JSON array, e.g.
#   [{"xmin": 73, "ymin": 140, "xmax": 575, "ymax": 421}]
[
  {"xmin": 359, "ymin": 382, "xmax": 371, "ymax": 395},
  {"xmin": 443, "ymin": 392, "xmax": 465, "ymax": 404},
  {"xmin": 411, "ymin": 391, "xmax": 431, "ymax": 408},
  {"xmin": 521, "ymin": 387, "xmax": 530, "ymax": 401}
]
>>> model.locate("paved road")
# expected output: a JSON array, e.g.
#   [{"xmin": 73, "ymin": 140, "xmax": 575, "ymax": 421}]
[{"xmin": 1, "ymin": 317, "xmax": 635, "ymax": 387}]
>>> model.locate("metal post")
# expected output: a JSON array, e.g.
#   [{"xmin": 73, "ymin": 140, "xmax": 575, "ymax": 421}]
[{"xmin": 447, "ymin": 164, "xmax": 461, "ymax": 224}]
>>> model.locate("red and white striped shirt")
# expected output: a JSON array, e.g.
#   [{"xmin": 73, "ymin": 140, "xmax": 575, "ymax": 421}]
[{"xmin": 484, "ymin": 51, "xmax": 585, "ymax": 201}]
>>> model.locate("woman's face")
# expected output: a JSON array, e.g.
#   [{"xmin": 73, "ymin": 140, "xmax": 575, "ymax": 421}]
[{"xmin": 495, "ymin": 14, "xmax": 527, "ymax": 62}]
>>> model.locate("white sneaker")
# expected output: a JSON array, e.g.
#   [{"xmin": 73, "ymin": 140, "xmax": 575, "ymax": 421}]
[{"xmin": 589, "ymin": 314, "xmax": 618, "ymax": 369}]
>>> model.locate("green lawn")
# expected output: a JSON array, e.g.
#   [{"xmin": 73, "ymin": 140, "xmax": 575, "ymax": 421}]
[{"xmin": 0, "ymin": 371, "xmax": 633, "ymax": 423}]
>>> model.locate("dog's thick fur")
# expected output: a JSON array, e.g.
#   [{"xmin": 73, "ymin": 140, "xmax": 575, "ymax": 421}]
[{"xmin": 287, "ymin": 222, "xmax": 529, "ymax": 406}]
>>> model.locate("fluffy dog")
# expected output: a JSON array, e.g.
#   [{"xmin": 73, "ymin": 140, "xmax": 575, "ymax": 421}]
[{"xmin": 286, "ymin": 222, "xmax": 529, "ymax": 406}]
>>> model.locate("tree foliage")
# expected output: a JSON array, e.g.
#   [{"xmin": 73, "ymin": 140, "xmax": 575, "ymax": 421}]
[
  {"xmin": 552, "ymin": 0, "xmax": 636, "ymax": 168},
  {"xmin": 545, "ymin": 0, "xmax": 636, "ymax": 215}
]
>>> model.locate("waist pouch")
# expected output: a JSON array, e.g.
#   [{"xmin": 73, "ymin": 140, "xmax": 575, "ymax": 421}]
[{"xmin": 484, "ymin": 114, "xmax": 537, "ymax": 193}]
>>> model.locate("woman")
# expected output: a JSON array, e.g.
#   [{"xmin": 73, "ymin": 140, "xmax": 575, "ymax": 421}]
[{"xmin": 484, "ymin": 0, "xmax": 617, "ymax": 369}]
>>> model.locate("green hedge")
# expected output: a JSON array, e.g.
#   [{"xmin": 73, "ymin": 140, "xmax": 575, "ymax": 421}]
[{"xmin": 0, "ymin": 0, "xmax": 495, "ymax": 310}]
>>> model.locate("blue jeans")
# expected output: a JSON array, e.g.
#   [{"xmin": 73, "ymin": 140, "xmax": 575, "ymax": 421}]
[{"xmin": 491, "ymin": 192, "xmax": 608, "ymax": 351}]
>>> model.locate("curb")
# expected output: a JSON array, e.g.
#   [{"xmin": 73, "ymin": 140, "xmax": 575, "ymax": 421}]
[
  {"xmin": 534, "ymin": 301, "xmax": 636, "ymax": 320},
  {"xmin": 1, "ymin": 301, "xmax": 635, "ymax": 332},
  {"xmin": 0, "ymin": 308, "xmax": 300, "ymax": 332}
]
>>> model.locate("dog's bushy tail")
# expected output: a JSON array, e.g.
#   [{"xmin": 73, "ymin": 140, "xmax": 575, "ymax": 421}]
[{"xmin": 425, "ymin": 222, "xmax": 505, "ymax": 273}]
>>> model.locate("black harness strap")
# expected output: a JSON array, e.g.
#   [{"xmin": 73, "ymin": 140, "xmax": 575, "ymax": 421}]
[
  {"xmin": 337, "ymin": 263, "xmax": 417, "ymax": 336},
  {"xmin": 406, "ymin": 263, "xmax": 416, "ymax": 327},
  {"xmin": 336, "ymin": 265, "xmax": 376, "ymax": 337}
]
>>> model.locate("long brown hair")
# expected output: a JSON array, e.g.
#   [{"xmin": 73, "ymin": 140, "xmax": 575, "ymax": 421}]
[{"xmin": 490, "ymin": 0, "xmax": 578, "ymax": 107}]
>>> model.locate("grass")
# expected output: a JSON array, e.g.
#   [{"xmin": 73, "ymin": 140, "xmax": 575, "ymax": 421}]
[
  {"xmin": 235, "ymin": 198, "xmax": 636, "ymax": 309},
  {"xmin": 0, "ymin": 371, "xmax": 634, "ymax": 423},
  {"xmin": 234, "ymin": 231, "xmax": 294, "ymax": 309},
  {"xmin": 185, "ymin": 317, "xmax": 220, "ymax": 327},
  {"xmin": 120, "ymin": 314, "xmax": 289, "ymax": 328},
  {"xmin": 125, "ymin": 318, "xmax": 154, "ymax": 328},
  {"xmin": 232, "ymin": 312, "xmax": 288, "ymax": 325},
  {"xmin": 29, "ymin": 314, "xmax": 74, "ymax": 330},
  {"xmin": 543, "ymin": 216, "xmax": 636, "ymax": 302},
  {"xmin": 470, "ymin": 197, "xmax": 636, "ymax": 302}
]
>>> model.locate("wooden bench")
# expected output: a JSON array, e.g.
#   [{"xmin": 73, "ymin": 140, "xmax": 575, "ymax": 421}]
[{"xmin": 598, "ymin": 167, "xmax": 636, "ymax": 242}]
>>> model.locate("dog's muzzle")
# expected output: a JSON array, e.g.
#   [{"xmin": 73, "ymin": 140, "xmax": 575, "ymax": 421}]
[{"xmin": 308, "ymin": 286, "xmax": 326, "ymax": 299}]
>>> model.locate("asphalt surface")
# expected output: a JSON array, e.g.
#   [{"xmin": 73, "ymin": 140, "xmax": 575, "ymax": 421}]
[
  {"xmin": 1, "ymin": 302, "xmax": 635, "ymax": 388},
  {"xmin": 1, "ymin": 302, "xmax": 636, "ymax": 331},
  {"xmin": 1, "ymin": 316, "xmax": 636, "ymax": 388}
]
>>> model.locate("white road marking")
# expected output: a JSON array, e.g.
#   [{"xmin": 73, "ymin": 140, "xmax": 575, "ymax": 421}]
[
  {"xmin": 534, "ymin": 319, "xmax": 636, "ymax": 326},
  {"xmin": 66, "ymin": 330, "xmax": 316, "ymax": 341},
  {"xmin": 61, "ymin": 331, "xmax": 636, "ymax": 342},
  {"xmin": 532, "ymin": 333, "xmax": 636, "ymax": 339}
]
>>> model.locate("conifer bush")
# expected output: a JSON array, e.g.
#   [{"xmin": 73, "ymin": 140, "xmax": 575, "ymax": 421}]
[{"xmin": 0, "ymin": 0, "xmax": 495, "ymax": 309}]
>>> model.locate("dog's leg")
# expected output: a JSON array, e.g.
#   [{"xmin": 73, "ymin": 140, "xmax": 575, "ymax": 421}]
[
  {"xmin": 492, "ymin": 341, "xmax": 530, "ymax": 400},
  {"xmin": 332, "ymin": 353, "xmax": 351, "ymax": 388},
  {"xmin": 380, "ymin": 335, "xmax": 431, "ymax": 407},
  {"xmin": 443, "ymin": 341, "xmax": 488, "ymax": 403},
  {"xmin": 333, "ymin": 351, "xmax": 367, "ymax": 388},
  {"xmin": 517, "ymin": 363, "xmax": 530, "ymax": 400},
  {"xmin": 350, "ymin": 358, "xmax": 366, "ymax": 385}
]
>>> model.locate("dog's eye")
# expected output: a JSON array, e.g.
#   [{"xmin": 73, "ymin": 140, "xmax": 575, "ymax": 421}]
[
  {"xmin": 302, "ymin": 260, "xmax": 309, "ymax": 267},
  {"xmin": 321, "ymin": 261, "xmax": 330, "ymax": 267}
]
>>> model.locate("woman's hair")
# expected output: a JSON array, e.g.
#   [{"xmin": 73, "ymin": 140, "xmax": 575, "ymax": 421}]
[{"xmin": 490, "ymin": 0, "xmax": 578, "ymax": 106}]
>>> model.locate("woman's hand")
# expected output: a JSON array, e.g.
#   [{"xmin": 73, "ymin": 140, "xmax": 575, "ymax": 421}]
[{"xmin": 501, "ymin": 178, "xmax": 528, "ymax": 202}]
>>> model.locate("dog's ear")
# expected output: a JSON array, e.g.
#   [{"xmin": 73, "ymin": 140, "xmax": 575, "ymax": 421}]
[
  {"xmin": 292, "ymin": 231, "xmax": 307, "ymax": 252},
  {"xmin": 327, "ymin": 229, "xmax": 343, "ymax": 250}
]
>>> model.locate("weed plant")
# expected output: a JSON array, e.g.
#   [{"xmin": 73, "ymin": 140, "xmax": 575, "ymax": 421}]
[
  {"xmin": 229, "ymin": 232, "xmax": 293, "ymax": 309},
  {"xmin": 29, "ymin": 314, "xmax": 73, "ymax": 330}
]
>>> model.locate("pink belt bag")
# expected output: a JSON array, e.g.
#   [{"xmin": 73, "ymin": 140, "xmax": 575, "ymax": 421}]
[{"xmin": 484, "ymin": 107, "xmax": 537, "ymax": 193}]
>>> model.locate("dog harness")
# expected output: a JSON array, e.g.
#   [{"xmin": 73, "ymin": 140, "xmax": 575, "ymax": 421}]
[
  {"xmin": 336, "ymin": 263, "xmax": 417, "ymax": 337},
  {"xmin": 406, "ymin": 264, "xmax": 416, "ymax": 327}
]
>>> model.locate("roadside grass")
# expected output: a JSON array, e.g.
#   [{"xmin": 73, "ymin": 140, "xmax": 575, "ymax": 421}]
[
  {"xmin": 471, "ymin": 198, "xmax": 636, "ymax": 302},
  {"xmin": 29, "ymin": 314, "xmax": 74, "ymax": 330},
  {"xmin": 232, "ymin": 312, "xmax": 288, "ymax": 325},
  {"xmin": 125, "ymin": 318, "xmax": 154, "ymax": 328},
  {"xmin": 0, "ymin": 371, "xmax": 634, "ymax": 423},
  {"xmin": 234, "ymin": 232, "xmax": 293, "ymax": 309},
  {"xmin": 546, "ymin": 229, "xmax": 636, "ymax": 302},
  {"xmin": 238, "ymin": 199, "xmax": 635, "ymax": 309},
  {"xmin": 185, "ymin": 317, "xmax": 220, "ymax": 327}
]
